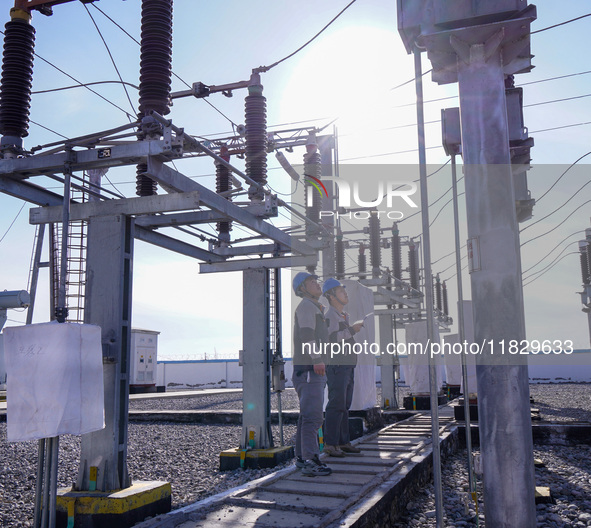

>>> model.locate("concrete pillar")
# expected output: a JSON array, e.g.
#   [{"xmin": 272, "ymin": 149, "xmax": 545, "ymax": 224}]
[
  {"xmin": 318, "ymin": 135, "xmax": 335, "ymax": 279},
  {"xmin": 241, "ymin": 268, "xmax": 272, "ymax": 448},
  {"xmin": 77, "ymin": 215, "xmax": 134, "ymax": 491},
  {"xmin": 452, "ymin": 33, "xmax": 536, "ymax": 527},
  {"xmin": 378, "ymin": 314, "xmax": 397, "ymax": 408}
]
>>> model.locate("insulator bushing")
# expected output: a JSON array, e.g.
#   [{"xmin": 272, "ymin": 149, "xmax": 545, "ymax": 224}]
[
  {"xmin": 136, "ymin": 163, "xmax": 157, "ymax": 196},
  {"xmin": 587, "ymin": 243, "xmax": 591, "ymax": 284},
  {"xmin": 409, "ymin": 244, "xmax": 419, "ymax": 291},
  {"xmin": 435, "ymin": 277, "xmax": 442, "ymax": 311},
  {"xmin": 581, "ymin": 249, "xmax": 590, "ymax": 286},
  {"xmin": 335, "ymin": 234, "xmax": 345, "ymax": 280},
  {"xmin": 442, "ymin": 281, "xmax": 449, "ymax": 315},
  {"xmin": 391, "ymin": 223, "xmax": 402, "ymax": 281},
  {"xmin": 369, "ymin": 212, "xmax": 381, "ymax": 277},
  {"xmin": 0, "ymin": 18, "xmax": 35, "ymax": 141},
  {"xmin": 138, "ymin": 0, "xmax": 173, "ymax": 118},
  {"xmin": 358, "ymin": 244, "xmax": 367, "ymax": 279},
  {"xmin": 245, "ymin": 83, "xmax": 267, "ymax": 200},
  {"xmin": 216, "ymin": 146, "xmax": 232, "ymax": 242}
]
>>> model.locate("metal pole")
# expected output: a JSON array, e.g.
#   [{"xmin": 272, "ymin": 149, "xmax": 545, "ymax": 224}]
[
  {"xmin": 48, "ymin": 436, "xmax": 59, "ymax": 528},
  {"xmin": 277, "ymin": 391, "xmax": 284, "ymax": 446},
  {"xmin": 40, "ymin": 437, "xmax": 52, "ymax": 528},
  {"xmin": 27, "ymin": 224, "xmax": 45, "ymax": 325},
  {"xmin": 451, "ymin": 154, "xmax": 476, "ymax": 497},
  {"xmin": 414, "ymin": 48, "xmax": 444, "ymax": 527},
  {"xmin": 33, "ymin": 439, "xmax": 45, "ymax": 528},
  {"xmin": 56, "ymin": 167, "xmax": 71, "ymax": 321},
  {"xmin": 452, "ymin": 34, "xmax": 536, "ymax": 527}
]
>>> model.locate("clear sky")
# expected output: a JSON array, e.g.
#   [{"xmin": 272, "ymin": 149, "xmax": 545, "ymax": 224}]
[{"xmin": 0, "ymin": 0, "xmax": 589, "ymax": 360}]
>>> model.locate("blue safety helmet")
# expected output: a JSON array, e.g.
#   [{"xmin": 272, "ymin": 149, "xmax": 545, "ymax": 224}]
[
  {"xmin": 322, "ymin": 277, "xmax": 344, "ymax": 296},
  {"xmin": 293, "ymin": 271, "xmax": 318, "ymax": 296}
]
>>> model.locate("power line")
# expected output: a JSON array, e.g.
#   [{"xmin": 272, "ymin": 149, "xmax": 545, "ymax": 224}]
[
  {"xmin": 522, "ymin": 231, "xmax": 584, "ymax": 275},
  {"xmin": 521, "ymin": 199, "xmax": 591, "ymax": 247},
  {"xmin": 0, "ymin": 202, "xmax": 26, "ymax": 245},
  {"xmin": 529, "ymin": 121, "xmax": 591, "ymax": 134},
  {"xmin": 0, "ymin": 27, "xmax": 136, "ymax": 119},
  {"xmin": 524, "ymin": 93, "xmax": 591, "ymax": 108},
  {"xmin": 521, "ymin": 178, "xmax": 591, "ymax": 232},
  {"xmin": 523, "ymin": 243, "xmax": 577, "ymax": 283},
  {"xmin": 531, "ymin": 13, "xmax": 591, "ymax": 35},
  {"xmin": 32, "ymin": 80, "xmax": 140, "ymax": 95},
  {"xmin": 29, "ymin": 120, "xmax": 69, "ymax": 140},
  {"xmin": 519, "ymin": 70, "xmax": 591, "ymax": 87},
  {"xmin": 390, "ymin": 69, "xmax": 433, "ymax": 92},
  {"xmin": 259, "ymin": 0, "xmax": 358, "ymax": 72},
  {"xmin": 536, "ymin": 151, "xmax": 591, "ymax": 203},
  {"xmin": 522, "ymin": 251, "xmax": 579, "ymax": 287},
  {"xmin": 83, "ymin": 3, "xmax": 137, "ymax": 118},
  {"xmin": 340, "ymin": 145, "xmax": 442, "ymax": 162},
  {"xmin": 202, "ymin": 99, "xmax": 238, "ymax": 129}
]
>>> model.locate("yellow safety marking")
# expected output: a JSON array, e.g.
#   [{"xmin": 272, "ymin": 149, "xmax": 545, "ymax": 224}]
[
  {"xmin": 57, "ymin": 482, "xmax": 171, "ymax": 515},
  {"xmin": 89, "ymin": 466, "xmax": 97, "ymax": 492}
]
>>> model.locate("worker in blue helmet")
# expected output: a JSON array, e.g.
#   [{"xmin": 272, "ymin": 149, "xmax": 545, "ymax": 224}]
[
  {"xmin": 292, "ymin": 271, "xmax": 331, "ymax": 476},
  {"xmin": 322, "ymin": 278, "xmax": 363, "ymax": 457}
]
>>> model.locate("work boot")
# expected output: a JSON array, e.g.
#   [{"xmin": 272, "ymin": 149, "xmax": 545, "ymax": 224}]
[
  {"xmin": 301, "ymin": 456, "xmax": 332, "ymax": 477},
  {"xmin": 324, "ymin": 444, "xmax": 346, "ymax": 457},
  {"xmin": 339, "ymin": 443, "xmax": 362, "ymax": 454}
]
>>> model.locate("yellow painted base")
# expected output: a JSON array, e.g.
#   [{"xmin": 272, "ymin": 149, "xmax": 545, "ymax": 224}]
[
  {"xmin": 56, "ymin": 481, "xmax": 171, "ymax": 528},
  {"xmin": 220, "ymin": 445, "xmax": 294, "ymax": 470}
]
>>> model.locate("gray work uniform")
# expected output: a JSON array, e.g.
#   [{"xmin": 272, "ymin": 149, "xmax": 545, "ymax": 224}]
[
  {"xmin": 324, "ymin": 305, "xmax": 357, "ymax": 447},
  {"xmin": 292, "ymin": 297, "xmax": 328, "ymax": 461}
]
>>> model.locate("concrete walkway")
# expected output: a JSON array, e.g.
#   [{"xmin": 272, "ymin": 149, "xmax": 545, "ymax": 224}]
[{"xmin": 134, "ymin": 406, "xmax": 458, "ymax": 528}]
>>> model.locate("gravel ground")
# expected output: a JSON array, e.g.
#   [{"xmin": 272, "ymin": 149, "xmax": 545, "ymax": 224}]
[{"xmin": 1, "ymin": 383, "xmax": 590, "ymax": 528}]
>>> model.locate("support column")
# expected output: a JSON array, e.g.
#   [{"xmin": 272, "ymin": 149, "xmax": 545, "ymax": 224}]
[
  {"xmin": 452, "ymin": 34, "xmax": 536, "ymax": 527},
  {"xmin": 77, "ymin": 214, "xmax": 134, "ymax": 492},
  {"xmin": 318, "ymin": 135, "xmax": 335, "ymax": 278},
  {"xmin": 378, "ymin": 314, "xmax": 396, "ymax": 408},
  {"xmin": 241, "ymin": 268, "xmax": 272, "ymax": 449}
]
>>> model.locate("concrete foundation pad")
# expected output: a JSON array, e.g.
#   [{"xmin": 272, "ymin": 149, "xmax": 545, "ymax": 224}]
[
  {"xmin": 238, "ymin": 489, "xmax": 343, "ymax": 511},
  {"xmin": 176, "ymin": 504, "xmax": 324, "ymax": 527},
  {"xmin": 56, "ymin": 480, "xmax": 171, "ymax": 528},
  {"xmin": 285, "ymin": 471, "xmax": 376, "ymax": 486},
  {"xmin": 219, "ymin": 446, "xmax": 294, "ymax": 471},
  {"xmin": 263, "ymin": 479, "xmax": 360, "ymax": 498}
]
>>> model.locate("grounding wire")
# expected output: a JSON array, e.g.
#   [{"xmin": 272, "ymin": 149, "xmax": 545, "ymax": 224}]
[
  {"xmin": 83, "ymin": 3, "xmax": 137, "ymax": 118},
  {"xmin": 0, "ymin": 202, "xmax": 26, "ymax": 246},
  {"xmin": 522, "ymin": 251, "xmax": 579, "ymax": 287},
  {"xmin": 535, "ymin": 151, "xmax": 591, "ymax": 203},
  {"xmin": 521, "ymin": 177, "xmax": 591, "ymax": 232},
  {"xmin": 258, "ymin": 0, "xmax": 358, "ymax": 72},
  {"xmin": 521, "ymin": 199, "xmax": 591, "ymax": 247}
]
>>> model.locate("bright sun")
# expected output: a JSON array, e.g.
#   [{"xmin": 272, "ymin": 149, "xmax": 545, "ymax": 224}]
[{"xmin": 279, "ymin": 26, "xmax": 411, "ymax": 138}]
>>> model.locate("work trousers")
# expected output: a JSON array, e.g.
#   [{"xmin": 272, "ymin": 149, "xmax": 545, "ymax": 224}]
[
  {"xmin": 292, "ymin": 368, "xmax": 326, "ymax": 461},
  {"xmin": 324, "ymin": 365, "xmax": 355, "ymax": 446}
]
